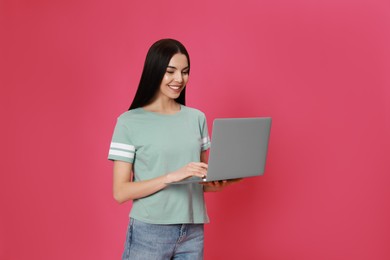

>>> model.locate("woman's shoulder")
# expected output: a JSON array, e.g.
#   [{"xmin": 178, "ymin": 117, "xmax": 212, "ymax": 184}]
[
  {"xmin": 182, "ymin": 105, "xmax": 207, "ymax": 118},
  {"xmin": 116, "ymin": 108, "xmax": 144, "ymax": 122}
]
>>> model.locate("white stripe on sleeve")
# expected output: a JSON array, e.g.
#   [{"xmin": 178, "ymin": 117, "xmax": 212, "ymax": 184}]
[
  {"xmin": 202, "ymin": 136, "xmax": 210, "ymax": 145},
  {"xmin": 109, "ymin": 149, "xmax": 134, "ymax": 159},
  {"xmin": 110, "ymin": 142, "xmax": 135, "ymax": 151}
]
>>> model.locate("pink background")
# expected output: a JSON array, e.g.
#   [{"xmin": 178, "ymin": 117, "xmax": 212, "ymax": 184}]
[{"xmin": 1, "ymin": 0, "xmax": 389, "ymax": 259}]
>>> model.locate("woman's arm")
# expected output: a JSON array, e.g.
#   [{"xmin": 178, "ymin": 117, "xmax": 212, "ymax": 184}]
[
  {"xmin": 113, "ymin": 160, "xmax": 208, "ymax": 203},
  {"xmin": 200, "ymin": 150, "xmax": 243, "ymax": 192}
]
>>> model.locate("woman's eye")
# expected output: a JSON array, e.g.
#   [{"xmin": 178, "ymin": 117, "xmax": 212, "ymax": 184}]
[
  {"xmin": 182, "ymin": 71, "xmax": 189, "ymax": 75},
  {"xmin": 166, "ymin": 71, "xmax": 174, "ymax": 74}
]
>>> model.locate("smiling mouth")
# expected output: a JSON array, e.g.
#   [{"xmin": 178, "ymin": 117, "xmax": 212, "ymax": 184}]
[{"xmin": 168, "ymin": 85, "xmax": 182, "ymax": 90}]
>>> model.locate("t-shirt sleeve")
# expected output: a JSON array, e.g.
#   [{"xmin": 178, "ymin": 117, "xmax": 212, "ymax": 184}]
[
  {"xmin": 108, "ymin": 119, "xmax": 135, "ymax": 163},
  {"xmin": 200, "ymin": 113, "xmax": 211, "ymax": 151}
]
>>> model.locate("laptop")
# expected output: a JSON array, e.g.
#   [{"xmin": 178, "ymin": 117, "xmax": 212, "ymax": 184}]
[{"xmin": 169, "ymin": 117, "xmax": 272, "ymax": 184}]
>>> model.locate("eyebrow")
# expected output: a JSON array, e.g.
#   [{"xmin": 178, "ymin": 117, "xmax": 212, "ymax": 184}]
[{"xmin": 167, "ymin": 66, "xmax": 189, "ymax": 70}]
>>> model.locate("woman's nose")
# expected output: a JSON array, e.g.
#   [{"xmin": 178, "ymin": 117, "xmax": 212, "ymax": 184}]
[{"xmin": 174, "ymin": 72, "xmax": 183, "ymax": 83}]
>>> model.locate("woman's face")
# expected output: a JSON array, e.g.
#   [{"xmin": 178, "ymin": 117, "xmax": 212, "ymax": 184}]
[{"xmin": 157, "ymin": 53, "xmax": 189, "ymax": 101}]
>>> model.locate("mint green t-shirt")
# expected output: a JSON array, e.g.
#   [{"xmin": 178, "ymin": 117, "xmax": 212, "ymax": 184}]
[{"xmin": 108, "ymin": 105, "xmax": 211, "ymax": 224}]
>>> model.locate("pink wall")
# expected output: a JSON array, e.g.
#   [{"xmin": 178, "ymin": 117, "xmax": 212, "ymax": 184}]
[{"xmin": 1, "ymin": 0, "xmax": 389, "ymax": 259}]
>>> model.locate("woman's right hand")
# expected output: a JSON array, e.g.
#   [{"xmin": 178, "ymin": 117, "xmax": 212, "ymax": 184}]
[{"xmin": 166, "ymin": 162, "xmax": 208, "ymax": 183}]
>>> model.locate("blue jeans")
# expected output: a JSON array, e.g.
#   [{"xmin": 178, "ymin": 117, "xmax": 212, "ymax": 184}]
[{"xmin": 122, "ymin": 218, "xmax": 204, "ymax": 260}]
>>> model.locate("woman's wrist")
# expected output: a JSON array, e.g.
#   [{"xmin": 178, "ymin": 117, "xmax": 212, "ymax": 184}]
[{"xmin": 164, "ymin": 172, "xmax": 174, "ymax": 184}]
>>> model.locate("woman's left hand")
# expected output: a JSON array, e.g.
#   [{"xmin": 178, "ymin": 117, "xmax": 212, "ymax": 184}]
[{"xmin": 201, "ymin": 178, "xmax": 243, "ymax": 192}]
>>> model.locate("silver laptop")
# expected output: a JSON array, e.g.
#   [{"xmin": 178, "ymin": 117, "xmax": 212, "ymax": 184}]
[{"xmin": 169, "ymin": 117, "xmax": 272, "ymax": 184}]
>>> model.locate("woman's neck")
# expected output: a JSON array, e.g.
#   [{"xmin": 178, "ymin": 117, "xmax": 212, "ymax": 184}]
[{"xmin": 143, "ymin": 99, "xmax": 181, "ymax": 114}]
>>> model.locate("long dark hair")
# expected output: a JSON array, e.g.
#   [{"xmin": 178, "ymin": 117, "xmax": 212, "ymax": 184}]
[{"xmin": 129, "ymin": 39, "xmax": 190, "ymax": 110}]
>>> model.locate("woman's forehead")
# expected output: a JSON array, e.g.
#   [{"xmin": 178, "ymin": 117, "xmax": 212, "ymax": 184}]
[{"xmin": 168, "ymin": 53, "xmax": 189, "ymax": 68}]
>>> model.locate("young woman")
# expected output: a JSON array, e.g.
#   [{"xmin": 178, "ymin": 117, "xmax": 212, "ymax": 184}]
[{"xmin": 108, "ymin": 39, "xmax": 239, "ymax": 260}]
